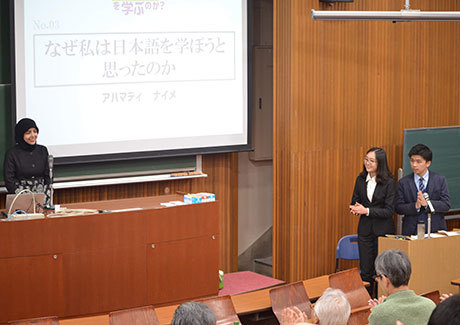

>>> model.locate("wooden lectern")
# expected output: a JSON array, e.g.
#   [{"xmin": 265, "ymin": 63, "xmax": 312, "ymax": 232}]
[{"xmin": 379, "ymin": 236, "xmax": 460, "ymax": 295}]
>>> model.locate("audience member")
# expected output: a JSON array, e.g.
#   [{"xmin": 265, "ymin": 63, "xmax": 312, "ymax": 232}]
[
  {"xmin": 440, "ymin": 293, "xmax": 453, "ymax": 302},
  {"xmin": 428, "ymin": 294, "xmax": 460, "ymax": 325},
  {"xmin": 171, "ymin": 302, "xmax": 216, "ymax": 325},
  {"xmin": 280, "ymin": 288, "xmax": 350, "ymax": 325},
  {"xmin": 280, "ymin": 306, "xmax": 310, "ymax": 325},
  {"xmin": 313, "ymin": 288, "xmax": 350, "ymax": 325},
  {"xmin": 368, "ymin": 249, "xmax": 435, "ymax": 325}
]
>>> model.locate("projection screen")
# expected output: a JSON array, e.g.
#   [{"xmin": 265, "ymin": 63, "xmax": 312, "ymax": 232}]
[{"xmin": 12, "ymin": 0, "xmax": 249, "ymax": 163}]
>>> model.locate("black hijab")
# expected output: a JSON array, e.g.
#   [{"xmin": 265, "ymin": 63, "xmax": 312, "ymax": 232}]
[{"xmin": 15, "ymin": 118, "xmax": 39, "ymax": 151}]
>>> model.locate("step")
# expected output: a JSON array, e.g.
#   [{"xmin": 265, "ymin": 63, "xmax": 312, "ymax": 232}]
[{"xmin": 253, "ymin": 256, "xmax": 273, "ymax": 277}]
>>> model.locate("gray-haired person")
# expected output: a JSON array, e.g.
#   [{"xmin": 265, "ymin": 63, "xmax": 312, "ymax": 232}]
[
  {"xmin": 313, "ymin": 288, "xmax": 351, "ymax": 325},
  {"xmin": 171, "ymin": 302, "xmax": 216, "ymax": 325},
  {"xmin": 368, "ymin": 249, "xmax": 435, "ymax": 325}
]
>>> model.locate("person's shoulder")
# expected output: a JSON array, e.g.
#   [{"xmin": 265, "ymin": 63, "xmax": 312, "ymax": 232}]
[
  {"xmin": 5, "ymin": 144, "xmax": 21, "ymax": 156},
  {"xmin": 356, "ymin": 173, "xmax": 366, "ymax": 182},
  {"xmin": 429, "ymin": 171, "xmax": 446, "ymax": 181},
  {"xmin": 368, "ymin": 302, "xmax": 390, "ymax": 323},
  {"xmin": 382, "ymin": 177, "xmax": 395, "ymax": 186},
  {"xmin": 417, "ymin": 295, "xmax": 437, "ymax": 308},
  {"xmin": 398, "ymin": 173, "xmax": 414, "ymax": 184},
  {"xmin": 35, "ymin": 144, "xmax": 49, "ymax": 153}
]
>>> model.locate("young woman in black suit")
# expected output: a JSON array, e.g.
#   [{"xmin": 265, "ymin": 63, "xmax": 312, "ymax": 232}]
[{"xmin": 350, "ymin": 147, "xmax": 395, "ymax": 296}]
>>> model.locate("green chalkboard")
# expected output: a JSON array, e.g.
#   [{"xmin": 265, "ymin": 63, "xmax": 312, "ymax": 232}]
[
  {"xmin": 54, "ymin": 155, "xmax": 197, "ymax": 181},
  {"xmin": 403, "ymin": 126, "xmax": 460, "ymax": 212},
  {"xmin": 0, "ymin": 1, "xmax": 196, "ymax": 185}
]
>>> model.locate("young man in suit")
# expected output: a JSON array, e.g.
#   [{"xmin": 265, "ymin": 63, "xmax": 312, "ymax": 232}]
[{"xmin": 396, "ymin": 144, "xmax": 450, "ymax": 236}]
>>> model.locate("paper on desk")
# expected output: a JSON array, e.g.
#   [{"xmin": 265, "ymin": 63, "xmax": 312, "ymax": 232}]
[
  {"xmin": 409, "ymin": 232, "xmax": 460, "ymax": 240},
  {"xmin": 160, "ymin": 201, "xmax": 187, "ymax": 207}
]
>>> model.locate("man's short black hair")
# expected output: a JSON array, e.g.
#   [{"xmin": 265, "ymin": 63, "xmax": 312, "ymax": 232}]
[
  {"xmin": 428, "ymin": 294, "xmax": 460, "ymax": 325},
  {"xmin": 408, "ymin": 144, "xmax": 433, "ymax": 162}
]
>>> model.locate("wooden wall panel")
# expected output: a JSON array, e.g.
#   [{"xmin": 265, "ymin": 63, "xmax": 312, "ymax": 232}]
[
  {"xmin": 1, "ymin": 153, "xmax": 237, "ymax": 273},
  {"xmin": 274, "ymin": 0, "xmax": 460, "ymax": 282}
]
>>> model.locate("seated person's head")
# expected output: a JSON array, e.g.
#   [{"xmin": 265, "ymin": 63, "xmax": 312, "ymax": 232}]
[
  {"xmin": 374, "ymin": 249, "xmax": 411, "ymax": 295},
  {"xmin": 171, "ymin": 302, "xmax": 216, "ymax": 325},
  {"xmin": 428, "ymin": 294, "xmax": 460, "ymax": 325},
  {"xmin": 313, "ymin": 288, "xmax": 350, "ymax": 325}
]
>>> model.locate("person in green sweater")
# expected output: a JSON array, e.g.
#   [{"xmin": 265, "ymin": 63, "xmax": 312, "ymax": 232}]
[{"xmin": 368, "ymin": 249, "xmax": 435, "ymax": 325}]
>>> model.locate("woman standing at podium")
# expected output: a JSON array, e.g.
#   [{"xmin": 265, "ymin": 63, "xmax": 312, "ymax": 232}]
[
  {"xmin": 350, "ymin": 147, "xmax": 395, "ymax": 296},
  {"xmin": 3, "ymin": 118, "xmax": 51, "ymax": 206}
]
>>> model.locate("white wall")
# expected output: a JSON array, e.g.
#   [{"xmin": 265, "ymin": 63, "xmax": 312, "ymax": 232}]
[{"xmin": 237, "ymin": 152, "xmax": 272, "ymax": 255}]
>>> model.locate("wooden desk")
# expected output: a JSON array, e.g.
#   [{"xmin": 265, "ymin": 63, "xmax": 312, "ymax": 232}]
[
  {"xmin": 379, "ymin": 236, "xmax": 460, "ymax": 294},
  {"xmin": 451, "ymin": 278, "xmax": 460, "ymax": 293},
  {"xmin": 156, "ymin": 275, "xmax": 330, "ymax": 324},
  {"xmin": 0, "ymin": 196, "xmax": 219, "ymax": 324},
  {"xmin": 61, "ymin": 275, "xmax": 332, "ymax": 325}
]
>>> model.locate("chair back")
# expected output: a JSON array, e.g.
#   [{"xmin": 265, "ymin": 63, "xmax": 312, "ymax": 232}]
[
  {"xmin": 329, "ymin": 268, "xmax": 370, "ymax": 310},
  {"xmin": 269, "ymin": 281, "xmax": 313, "ymax": 322},
  {"xmin": 109, "ymin": 305, "xmax": 159, "ymax": 325},
  {"xmin": 337, "ymin": 235, "xmax": 359, "ymax": 260},
  {"xmin": 8, "ymin": 316, "xmax": 59, "ymax": 324},
  {"xmin": 347, "ymin": 307, "xmax": 370, "ymax": 325},
  {"xmin": 336, "ymin": 235, "xmax": 359, "ymax": 272},
  {"xmin": 200, "ymin": 295, "xmax": 241, "ymax": 325},
  {"xmin": 421, "ymin": 290, "xmax": 441, "ymax": 305}
]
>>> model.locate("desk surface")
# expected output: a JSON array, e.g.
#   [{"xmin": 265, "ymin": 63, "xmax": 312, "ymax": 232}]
[
  {"xmin": 61, "ymin": 275, "xmax": 331, "ymax": 325},
  {"xmin": 64, "ymin": 194, "xmax": 184, "ymax": 210}
]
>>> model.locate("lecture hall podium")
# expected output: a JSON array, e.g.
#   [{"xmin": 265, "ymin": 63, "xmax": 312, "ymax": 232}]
[
  {"xmin": 0, "ymin": 195, "xmax": 219, "ymax": 324},
  {"xmin": 379, "ymin": 236, "xmax": 460, "ymax": 295}
]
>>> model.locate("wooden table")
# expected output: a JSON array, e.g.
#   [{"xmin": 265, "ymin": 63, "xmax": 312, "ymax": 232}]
[
  {"xmin": 60, "ymin": 275, "xmax": 332, "ymax": 325},
  {"xmin": 0, "ymin": 195, "xmax": 219, "ymax": 324}
]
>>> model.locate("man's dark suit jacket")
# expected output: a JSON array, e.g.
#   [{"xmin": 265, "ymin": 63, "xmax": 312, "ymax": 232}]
[
  {"xmin": 396, "ymin": 171, "xmax": 450, "ymax": 236},
  {"xmin": 351, "ymin": 176, "xmax": 396, "ymax": 237}
]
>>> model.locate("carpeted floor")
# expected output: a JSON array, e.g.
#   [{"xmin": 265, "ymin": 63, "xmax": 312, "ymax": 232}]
[{"xmin": 218, "ymin": 271, "xmax": 284, "ymax": 296}]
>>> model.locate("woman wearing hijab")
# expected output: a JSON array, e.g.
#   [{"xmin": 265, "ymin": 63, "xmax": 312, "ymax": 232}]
[{"xmin": 3, "ymin": 118, "xmax": 51, "ymax": 205}]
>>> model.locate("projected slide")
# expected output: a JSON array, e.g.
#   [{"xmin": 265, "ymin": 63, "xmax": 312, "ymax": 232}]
[{"xmin": 14, "ymin": 0, "xmax": 247, "ymax": 159}]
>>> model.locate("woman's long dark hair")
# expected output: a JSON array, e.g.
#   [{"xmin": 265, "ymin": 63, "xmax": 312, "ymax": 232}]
[{"xmin": 360, "ymin": 147, "xmax": 394, "ymax": 184}]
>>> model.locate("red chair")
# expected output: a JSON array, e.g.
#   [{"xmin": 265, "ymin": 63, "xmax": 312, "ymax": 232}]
[
  {"xmin": 200, "ymin": 295, "xmax": 241, "ymax": 325},
  {"xmin": 109, "ymin": 305, "xmax": 159, "ymax": 325},
  {"xmin": 269, "ymin": 281, "xmax": 313, "ymax": 323},
  {"xmin": 421, "ymin": 290, "xmax": 441, "ymax": 305},
  {"xmin": 329, "ymin": 268, "xmax": 371, "ymax": 310},
  {"xmin": 347, "ymin": 306, "xmax": 370, "ymax": 325},
  {"xmin": 8, "ymin": 316, "xmax": 59, "ymax": 324}
]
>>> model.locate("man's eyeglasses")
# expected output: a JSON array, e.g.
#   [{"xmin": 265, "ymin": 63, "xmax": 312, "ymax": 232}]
[{"xmin": 373, "ymin": 274, "xmax": 385, "ymax": 280}]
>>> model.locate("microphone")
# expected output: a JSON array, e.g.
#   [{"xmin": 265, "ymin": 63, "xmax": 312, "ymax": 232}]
[
  {"xmin": 48, "ymin": 155, "xmax": 54, "ymax": 183},
  {"xmin": 423, "ymin": 192, "xmax": 435, "ymax": 214},
  {"xmin": 48, "ymin": 155, "xmax": 54, "ymax": 209},
  {"xmin": 48, "ymin": 155, "xmax": 54, "ymax": 171}
]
